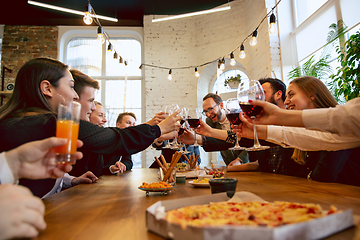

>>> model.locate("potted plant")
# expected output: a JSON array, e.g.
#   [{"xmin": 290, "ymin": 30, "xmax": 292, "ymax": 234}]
[
  {"xmin": 224, "ymin": 74, "xmax": 241, "ymax": 89},
  {"xmin": 328, "ymin": 30, "xmax": 360, "ymax": 103}
]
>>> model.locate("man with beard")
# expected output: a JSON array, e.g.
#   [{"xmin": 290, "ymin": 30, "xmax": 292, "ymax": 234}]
[
  {"xmin": 201, "ymin": 93, "xmax": 249, "ymax": 165},
  {"xmin": 259, "ymin": 78, "xmax": 286, "ymax": 109}
]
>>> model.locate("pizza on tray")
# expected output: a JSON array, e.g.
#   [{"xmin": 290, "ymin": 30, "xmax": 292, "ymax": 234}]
[{"xmin": 166, "ymin": 201, "xmax": 339, "ymax": 228}]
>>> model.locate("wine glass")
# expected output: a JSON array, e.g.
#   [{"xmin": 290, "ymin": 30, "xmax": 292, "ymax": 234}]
[
  {"xmin": 225, "ymin": 98, "xmax": 246, "ymax": 150},
  {"xmin": 178, "ymin": 107, "xmax": 190, "ymax": 154},
  {"xmin": 237, "ymin": 80, "xmax": 270, "ymax": 151},
  {"xmin": 163, "ymin": 104, "xmax": 180, "ymax": 149},
  {"xmin": 187, "ymin": 108, "xmax": 202, "ymax": 147}
]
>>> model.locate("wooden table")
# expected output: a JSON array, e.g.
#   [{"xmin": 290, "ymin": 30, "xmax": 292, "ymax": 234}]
[{"xmin": 35, "ymin": 169, "xmax": 360, "ymax": 240}]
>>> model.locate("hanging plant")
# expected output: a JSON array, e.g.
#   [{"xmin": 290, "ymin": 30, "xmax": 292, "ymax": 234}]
[
  {"xmin": 224, "ymin": 74, "xmax": 241, "ymax": 88},
  {"xmin": 328, "ymin": 30, "xmax": 360, "ymax": 103}
]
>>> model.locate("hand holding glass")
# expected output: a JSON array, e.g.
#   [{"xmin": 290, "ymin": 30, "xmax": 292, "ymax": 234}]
[
  {"xmin": 225, "ymin": 98, "xmax": 245, "ymax": 150},
  {"xmin": 55, "ymin": 101, "xmax": 81, "ymax": 164}
]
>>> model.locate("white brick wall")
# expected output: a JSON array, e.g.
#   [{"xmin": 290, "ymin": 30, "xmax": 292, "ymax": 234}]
[{"xmin": 143, "ymin": 0, "xmax": 279, "ymax": 166}]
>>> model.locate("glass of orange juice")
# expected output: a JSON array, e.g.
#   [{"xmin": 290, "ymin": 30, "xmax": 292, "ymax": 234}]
[{"xmin": 55, "ymin": 101, "xmax": 81, "ymax": 164}]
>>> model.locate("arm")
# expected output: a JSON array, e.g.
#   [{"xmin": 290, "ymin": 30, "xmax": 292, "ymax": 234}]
[
  {"xmin": 227, "ymin": 161, "xmax": 259, "ymax": 172},
  {"xmin": 266, "ymin": 125, "xmax": 360, "ymax": 151},
  {"xmin": 120, "ymin": 155, "xmax": 133, "ymax": 171},
  {"xmin": 302, "ymin": 98, "xmax": 360, "ymax": 137}
]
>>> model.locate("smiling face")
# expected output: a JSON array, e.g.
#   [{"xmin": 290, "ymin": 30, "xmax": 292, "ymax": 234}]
[
  {"xmin": 284, "ymin": 83, "xmax": 315, "ymax": 110},
  {"xmin": 47, "ymin": 69, "xmax": 79, "ymax": 112},
  {"xmin": 116, "ymin": 115, "xmax": 136, "ymax": 129},
  {"xmin": 202, "ymin": 97, "xmax": 224, "ymax": 123},
  {"xmin": 89, "ymin": 104, "xmax": 107, "ymax": 127},
  {"xmin": 76, "ymin": 86, "xmax": 96, "ymax": 121},
  {"xmin": 261, "ymin": 82, "xmax": 277, "ymax": 105}
]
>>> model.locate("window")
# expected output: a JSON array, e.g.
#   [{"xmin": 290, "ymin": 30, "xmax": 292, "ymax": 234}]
[
  {"xmin": 63, "ymin": 29, "xmax": 143, "ymax": 168},
  {"xmin": 211, "ymin": 69, "xmax": 249, "ymax": 94}
]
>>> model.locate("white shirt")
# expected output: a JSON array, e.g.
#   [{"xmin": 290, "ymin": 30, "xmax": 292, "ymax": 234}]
[
  {"xmin": 0, "ymin": 151, "xmax": 75, "ymax": 199},
  {"xmin": 302, "ymin": 98, "xmax": 360, "ymax": 137},
  {"xmin": 266, "ymin": 125, "xmax": 360, "ymax": 151}
]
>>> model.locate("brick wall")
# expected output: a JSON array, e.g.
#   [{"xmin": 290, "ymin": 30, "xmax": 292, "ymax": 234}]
[{"xmin": 1, "ymin": 25, "xmax": 58, "ymax": 97}]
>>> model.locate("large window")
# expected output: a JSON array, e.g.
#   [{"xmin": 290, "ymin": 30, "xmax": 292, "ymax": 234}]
[{"xmin": 64, "ymin": 34, "xmax": 143, "ymax": 168}]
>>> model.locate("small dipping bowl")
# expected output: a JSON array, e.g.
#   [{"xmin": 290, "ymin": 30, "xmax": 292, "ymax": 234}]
[
  {"xmin": 209, "ymin": 178, "xmax": 238, "ymax": 198},
  {"xmin": 176, "ymin": 174, "xmax": 186, "ymax": 183}
]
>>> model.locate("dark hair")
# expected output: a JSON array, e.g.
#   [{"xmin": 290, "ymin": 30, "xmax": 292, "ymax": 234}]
[
  {"xmin": 203, "ymin": 93, "xmax": 223, "ymax": 104},
  {"xmin": 70, "ymin": 69, "xmax": 99, "ymax": 99},
  {"xmin": 259, "ymin": 78, "xmax": 287, "ymax": 102},
  {"xmin": 289, "ymin": 76, "xmax": 338, "ymax": 108},
  {"xmin": 0, "ymin": 58, "xmax": 68, "ymax": 120},
  {"xmin": 116, "ymin": 112, "xmax": 137, "ymax": 124}
]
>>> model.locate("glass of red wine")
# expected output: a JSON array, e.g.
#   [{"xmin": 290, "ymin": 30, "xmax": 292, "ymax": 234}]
[
  {"xmin": 237, "ymin": 80, "xmax": 270, "ymax": 151},
  {"xmin": 187, "ymin": 108, "xmax": 202, "ymax": 147},
  {"xmin": 225, "ymin": 98, "xmax": 246, "ymax": 150}
]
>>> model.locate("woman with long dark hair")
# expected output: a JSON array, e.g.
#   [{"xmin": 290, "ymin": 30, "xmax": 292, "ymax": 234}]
[{"xmin": 0, "ymin": 58, "xmax": 181, "ymax": 198}]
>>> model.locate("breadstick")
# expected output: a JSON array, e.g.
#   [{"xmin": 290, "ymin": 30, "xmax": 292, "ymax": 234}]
[
  {"xmin": 160, "ymin": 155, "xmax": 168, "ymax": 170},
  {"xmin": 155, "ymin": 156, "xmax": 167, "ymax": 175},
  {"xmin": 183, "ymin": 155, "xmax": 190, "ymax": 165},
  {"xmin": 163, "ymin": 152, "xmax": 182, "ymax": 182},
  {"xmin": 195, "ymin": 155, "xmax": 199, "ymax": 165}
]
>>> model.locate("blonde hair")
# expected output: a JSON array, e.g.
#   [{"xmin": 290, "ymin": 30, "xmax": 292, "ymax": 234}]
[{"xmin": 290, "ymin": 76, "xmax": 338, "ymax": 164}]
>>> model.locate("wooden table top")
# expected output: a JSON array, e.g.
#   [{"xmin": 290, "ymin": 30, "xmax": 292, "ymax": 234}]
[{"xmin": 35, "ymin": 169, "xmax": 360, "ymax": 240}]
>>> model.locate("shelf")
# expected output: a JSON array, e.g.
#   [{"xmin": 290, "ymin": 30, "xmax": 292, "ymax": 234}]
[{"xmin": 0, "ymin": 91, "xmax": 13, "ymax": 97}]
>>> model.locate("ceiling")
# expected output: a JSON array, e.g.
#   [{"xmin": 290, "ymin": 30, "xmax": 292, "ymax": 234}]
[{"xmin": 0, "ymin": 0, "xmax": 233, "ymax": 27}]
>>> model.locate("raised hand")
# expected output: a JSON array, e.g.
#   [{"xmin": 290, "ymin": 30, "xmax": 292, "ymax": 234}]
[
  {"xmin": 157, "ymin": 109, "xmax": 182, "ymax": 135},
  {"xmin": 145, "ymin": 111, "xmax": 166, "ymax": 125},
  {"xmin": 5, "ymin": 137, "xmax": 84, "ymax": 182}
]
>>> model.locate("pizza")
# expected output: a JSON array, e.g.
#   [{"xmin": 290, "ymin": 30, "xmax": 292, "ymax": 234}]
[{"xmin": 166, "ymin": 201, "xmax": 339, "ymax": 229}]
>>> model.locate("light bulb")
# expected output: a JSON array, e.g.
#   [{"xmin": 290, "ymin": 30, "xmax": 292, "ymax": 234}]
[
  {"xmin": 168, "ymin": 69, "xmax": 172, "ymax": 80},
  {"xmin": 97, "ymin": 34, "xmax": 105, "ymax": 44},
  {"xmin": 250, "ymin": 36, "xmax": 257, "ymax": 46},
  {"xmin": 83, "ymin": 13, "xmax": 93, "ymax": 25},
  {"xmin": 97, "ymin": 26, "xmax": 105, "ymax": 44},
  {"xmin": 230, "ymin": 52, "xmax": 236, "ymax": 66},
  {"xmin": 250, "ymin": 30, "xmax": 258, "ymax": 46},
  {"xmin": 195, "ymin": 68, "xmax": 200, "ymax": 77},
  {"xmin": 239, "ymin": 44, "xmax": 245, "ymax": 59},
  {"xmin": 269, "ymin": 13, "xmax": 276, "ymax": 34},
  {"xmin": 220, "ymin": 62, "xmax": 225, "ymax": 70},
  {"xmin": 239, "ymin": 50, "xmax": 246, "ymax": 59},
  {"xmin": 83, "ymin": 2, "xmax": 93, "ymax": 25}
]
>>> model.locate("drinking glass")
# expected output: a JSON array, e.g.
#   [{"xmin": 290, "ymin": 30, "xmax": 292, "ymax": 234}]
[
  {"xmin": 164, "ymin": 104, "xmax": 181, "ymax": 149},
  {"xmin": 178, "ymin": 107, "xmax": 190, "ymax": 154},
  {"xmin": 55, "ymin": 101, "xmax": 81, "ymax": 164},
  {"xmin": 225, "ymin": 98, "xmax": 246, "ymax": 150},
  {"xmin": 187, "ymin": 108, "xmax": 202, "ymax": 147},
  {"xmin": 237, "ymin": 80, "xmax": 270, "ymax": 151}
]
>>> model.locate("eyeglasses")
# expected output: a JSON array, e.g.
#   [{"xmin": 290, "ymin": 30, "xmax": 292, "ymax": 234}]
[{"xmin": 202, "ymin": 102, "xmax": 220, "ymax": 115}]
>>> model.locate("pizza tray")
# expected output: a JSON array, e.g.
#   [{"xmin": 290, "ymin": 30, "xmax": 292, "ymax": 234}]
[{"xmin": 146, "ymin": 191, "xmax": 354, "ymax": 240}]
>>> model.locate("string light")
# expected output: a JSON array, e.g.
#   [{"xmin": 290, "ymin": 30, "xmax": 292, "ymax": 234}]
[
  {"xmin": 269, "ymin": 13, "xmax": 276, "ymax": 34},
  {"xmin": 107, "ymin": 43, "xmax": 113, "ymax": 52},
  {"xmin": 124, "ymin": 60, "xmax": 128, "ymax": 66},
  {"xmin": 86, "ymin": 0, "xmax": 282, "ymax": 69},
  {"xmin": 195, "ymin": 68, "xmax": 200, "ymax": 77},
  {"xmin": 113, "ymin": 52, "xmax": 118, "ymax": 59},
  {"xmin": 239, "ymin": 44, "xmax": 245, "ymax": 59},
  {"xmin": 83, "ymin": 1, "xmax": 93, "ymax": 25},
  {"xmin": 249, "ymin": 29, "xmax": 258, "ymax": 46},
  {"xmin": 97, "ymin": 26, "xmax": 105, "ymax": 44},
  {"xmin": 220, "ymin": 58, "xmax": 225, "ymax": 70},
  {"xmin": 230, "ymin": 52, "xmax": 236, "ymax": 66},
  {"xmin": 168, "ymin": 69, "xmax": 172, "ymax": 80}
]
